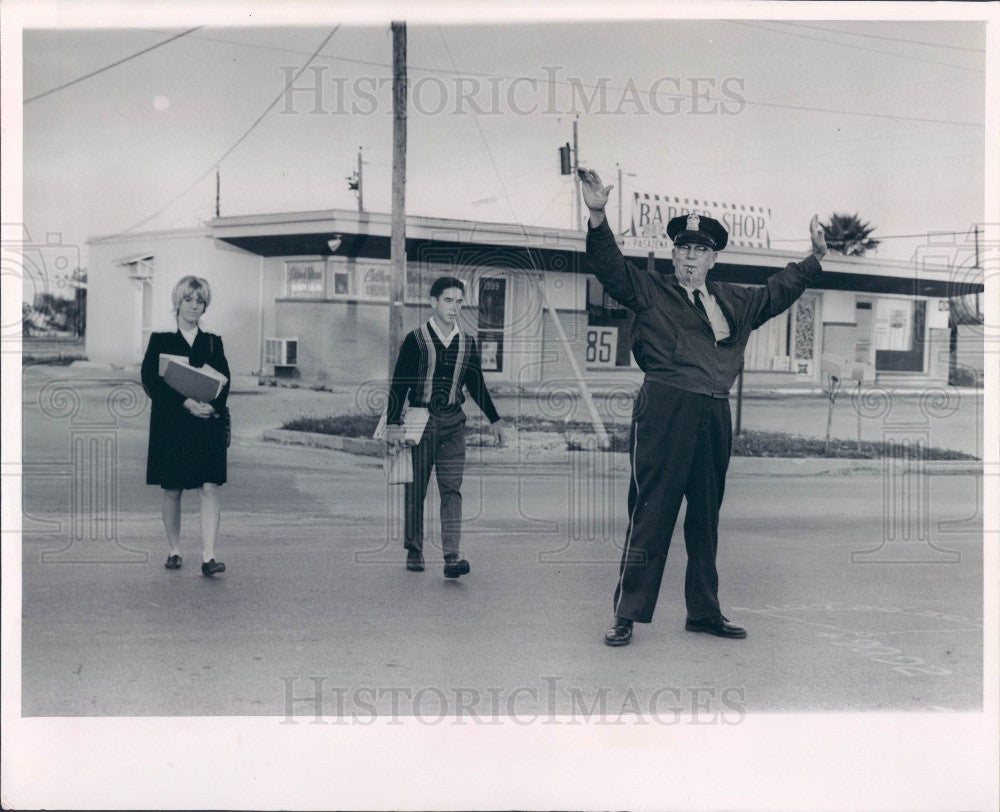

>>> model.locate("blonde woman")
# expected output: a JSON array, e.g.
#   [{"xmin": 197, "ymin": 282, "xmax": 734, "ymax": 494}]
[{"xmin": 141, "ymin": 276, "xmax": 230, "ymax": 576}]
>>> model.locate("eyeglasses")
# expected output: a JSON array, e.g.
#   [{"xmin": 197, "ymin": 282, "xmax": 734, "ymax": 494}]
[{"xmin": 675, "ymin": 244, "xmax": 712, "ymax": 256}]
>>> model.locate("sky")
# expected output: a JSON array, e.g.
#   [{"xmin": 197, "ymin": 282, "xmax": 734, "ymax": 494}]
[{"xmin": 12, "ymin": 8, "xmax": 992, "ymax": 297}]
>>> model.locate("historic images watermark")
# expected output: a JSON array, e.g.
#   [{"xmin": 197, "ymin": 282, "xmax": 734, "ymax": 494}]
[
  {"xmin": 848, "ymin": 226, "xmax": 992, "ymax": 564},
  {"xmin": 25, "ymin": 377, "xmax": 149, "ymax": 564},
  {"xmin": 280, "ymin": 675, "xmax": 746, "ymax": 725},
  {"xmin": 278, "ymin": 65, "xmax": 747, "ymax": 117},
  {"xmin": 1, "ymin": 223, "xmax": 81, "ymax": 349}
]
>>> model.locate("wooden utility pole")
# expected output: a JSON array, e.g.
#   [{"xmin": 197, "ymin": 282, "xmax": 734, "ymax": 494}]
[{"xmin": 388, "ymin": 22, "xmax": 407, "ymax": 377}]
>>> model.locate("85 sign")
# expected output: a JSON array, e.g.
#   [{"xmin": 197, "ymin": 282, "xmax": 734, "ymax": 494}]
[{"xmin": 586, "ymin": 326, "xmax": 618, "ymax": 367}]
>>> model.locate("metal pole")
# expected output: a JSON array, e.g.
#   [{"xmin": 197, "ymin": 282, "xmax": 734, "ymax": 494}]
[
  {"xmin": 357, "ymin": 146, "xmax": 364, "ymax": 213},
  {"xmin": 389, "ymin": 22, "xmax": 407, "ymax": 378},
  {"xmin": 735, "ymin": 370, "xmax": 743, "ymax": 436},
  {"xmin": 573, "ymin": 117, "xmax": 580, "ymax": 231},
  {"xmin": 824, "ymin": 376, "xmax": 840, "ymax": 456},
  {"xmin": 215, "ymin": 168, "xmax": 220, "ymax": 218},
  {"xmin": 617, "ymin": 163, "xmax": 623, "ymax": 235},
  {"xmin": 537, "ymin": 275, "xmax": 609, "ymax": 450}
]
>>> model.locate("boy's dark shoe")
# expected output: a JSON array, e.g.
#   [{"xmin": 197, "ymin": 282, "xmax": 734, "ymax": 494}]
[
  {"xmin": 443, "ymin": 555, "xmax": 470, "ymax": 579},
  {"xmin": 406, "ymin": 550, "xmax": 425, "ymax": 572}
]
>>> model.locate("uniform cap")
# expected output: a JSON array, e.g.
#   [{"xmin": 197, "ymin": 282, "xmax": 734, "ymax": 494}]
[{"xmin": 666, "ymin": 213, "xmax": 729, "ymax": 252}]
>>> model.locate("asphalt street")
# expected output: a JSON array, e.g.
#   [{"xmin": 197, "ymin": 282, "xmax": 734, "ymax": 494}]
[{"xmin": 18, "ymin": 364, "xmax": 984, "ymax": 717}]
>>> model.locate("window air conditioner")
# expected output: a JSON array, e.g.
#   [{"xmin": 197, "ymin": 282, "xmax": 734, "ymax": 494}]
[{"xmin": 265, "ymin": 338, "xmax": 298, "ymax": 367}]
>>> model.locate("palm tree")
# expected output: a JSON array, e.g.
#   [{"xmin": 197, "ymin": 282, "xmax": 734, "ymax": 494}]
[{"xmin": 822, "ymin": 213, "xmax": 880, "ymax": 257}]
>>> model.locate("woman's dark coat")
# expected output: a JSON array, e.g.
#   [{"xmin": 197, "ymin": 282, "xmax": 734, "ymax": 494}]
[{"xmin": 140, "ymin": 330, "xmax": 231, "ymax": 490}]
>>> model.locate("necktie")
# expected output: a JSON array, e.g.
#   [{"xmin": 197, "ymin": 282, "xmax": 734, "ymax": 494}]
[{"xmin": 692, "ymin": 289, "xmax": 709, "ymax": 319}]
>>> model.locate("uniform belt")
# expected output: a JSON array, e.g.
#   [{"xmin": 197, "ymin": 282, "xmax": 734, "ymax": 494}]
[{"xmin": 711, "ymin": 391, "xmax": 729, "ymax": 400}]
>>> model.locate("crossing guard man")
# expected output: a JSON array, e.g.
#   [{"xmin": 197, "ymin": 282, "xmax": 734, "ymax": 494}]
[
  {"xmin": 578, "ymin": 168, "xmax": 828, "ymax": 647},
  {"xmin": 386, "ymin": 276, "xmax": 505, "ymax": 579}
]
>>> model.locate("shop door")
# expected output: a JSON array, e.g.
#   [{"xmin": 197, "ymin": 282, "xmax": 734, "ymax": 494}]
[
  {"xmin": 477, "ymin": 276, "xmax": 506, "ymax": 376},
  {"xmin": 875, "ymin": 299, "xmax": 926, "ymax": 372}
]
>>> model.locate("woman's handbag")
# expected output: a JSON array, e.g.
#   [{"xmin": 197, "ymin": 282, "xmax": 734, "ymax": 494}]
[
  {"xmin": 220, "ymin": 406, "xmax": 232, "ymax": 448},
  {"xmin": 207, "ymin": 407, "xmax": 231, "ymax": 452}
]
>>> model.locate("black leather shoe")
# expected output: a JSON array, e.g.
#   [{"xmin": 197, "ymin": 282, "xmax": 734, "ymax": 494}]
[
  {"xmin": 165, "ymin": 554, "xmax": 182, "ymax": 570},
  {"xmin": 685, "ymin": 615, "xmax": 747, "ymax": 639},
  {"xmin": 443, "ymin": 557, "xmax": 470, "ymax": 578},
  {"xmin": 604, "ymin": 617, "xmax": 633, "ymax": 646},
  {"xmin": 201, "ymin": 559, "xmax": 226, "ymax": 576},
  {"xmin": 406, "ymin": 550, "xmax": 425, "ymax": 572}
]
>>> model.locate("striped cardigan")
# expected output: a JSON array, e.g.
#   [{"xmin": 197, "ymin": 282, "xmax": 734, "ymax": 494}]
[{"xmin": 387, "ymin": 322, "xmax": 500, "ymax": 425}]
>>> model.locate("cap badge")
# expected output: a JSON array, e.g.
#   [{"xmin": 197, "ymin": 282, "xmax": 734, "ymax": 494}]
[{"xmin": 687, "ymin": 214, "xmax": 700, "ymax": 231}]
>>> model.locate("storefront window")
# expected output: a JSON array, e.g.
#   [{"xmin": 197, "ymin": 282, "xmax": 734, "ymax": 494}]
[
  {"xmin": 332, "ymin": 269, "xmax": 352, "ymax": 296},
  {"xmin": 285, "ymin": 261, "xmax": 324, "ymax": 298},
  {"xmin": 586, "ymin": 278, "xmax": 633, "ymax": 368}
]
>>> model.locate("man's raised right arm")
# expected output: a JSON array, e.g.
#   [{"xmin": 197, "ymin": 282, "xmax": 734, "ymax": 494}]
[{"xmin": 580, "ymin": 168, "xmax": 646, "ymax": 312}]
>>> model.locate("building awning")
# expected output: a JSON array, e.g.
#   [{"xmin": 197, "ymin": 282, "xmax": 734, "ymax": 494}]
[{"xmin": 208, "ymin": 208, "xmax": 983, "ymax": 298}]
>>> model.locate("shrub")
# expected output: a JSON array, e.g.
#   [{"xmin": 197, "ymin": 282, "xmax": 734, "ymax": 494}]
[
  {"xmin": 949, "ymin": 366, "xmax": 983, "ymax": 388},
  {"xmin": 281, "ymin": 414, "xmax": 976, "ymax": 460},
  {"xmin": 282, "ymin": 413, "xmax": 381, "ymax": 437}
]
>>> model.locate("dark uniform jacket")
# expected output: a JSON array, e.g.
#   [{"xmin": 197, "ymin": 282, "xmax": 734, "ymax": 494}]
[
  {"xmin": 586, "ymin": 218, "xmax": 822, "ymax": 397},
  {"xmin": 141, "ymin": 329, "xmax": 231, "ymax": 489}
]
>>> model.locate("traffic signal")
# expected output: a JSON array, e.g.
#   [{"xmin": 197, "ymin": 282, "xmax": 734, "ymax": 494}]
[
  {"xmin": 558, "ymin": 143, "xmax": 572, "ymax": 175},
  {"xmin": 347, "ymin": 172, "xmax": 359, "ymax": 191}
]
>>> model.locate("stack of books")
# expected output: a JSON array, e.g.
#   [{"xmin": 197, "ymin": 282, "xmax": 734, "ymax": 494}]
[
  {"xmin": 158, "ymin": 354, "xmax": 228, "ymax": 402},
  {"xmin": 373, "ymin": 407, "xmax": 429, "ymax": 485}
]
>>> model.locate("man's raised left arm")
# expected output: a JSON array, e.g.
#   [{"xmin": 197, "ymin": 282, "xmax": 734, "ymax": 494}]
[{"xmin": 750, "ymin": 215, "xmax": 827, "ymax": 329}]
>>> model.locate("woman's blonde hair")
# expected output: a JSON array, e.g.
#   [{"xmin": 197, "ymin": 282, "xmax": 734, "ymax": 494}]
[{"xmin": 171, "ymin": 275, "xmax": 212, "ymax": 312}]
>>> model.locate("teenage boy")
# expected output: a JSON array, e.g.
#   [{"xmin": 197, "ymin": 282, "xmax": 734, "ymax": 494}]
[{"xmin": 386, "ymin": 276, "xmax": 505, "ymax": 578}]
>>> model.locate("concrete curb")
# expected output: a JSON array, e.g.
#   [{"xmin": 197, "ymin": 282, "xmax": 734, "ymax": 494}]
[
  {"xmin": 262, "ymin": 428, "xmax": 383, "ymax": 456},
  {"xmin": 258, "ymin": 429, "xmax": 983, "ymax": 476}
]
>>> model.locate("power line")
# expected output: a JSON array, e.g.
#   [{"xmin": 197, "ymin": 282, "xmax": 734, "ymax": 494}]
[
  {"xmin": 734, "ymin": 21, "xmax": 984, "ymax": 73},
  {"xmin": 24, "ymin": 28, "xmax": 203, "ymax": 104},
  {"xmin": 436, "ymin": 26, "xmax": 522, "ymax": 229},
  {"xmin": 529, "ymin": 178, "xmax": 574, "ymax": 227},
  {"xmin": 117, "ymin": 26, "xmax": 341, "ymax": 236},
  {"xmin": 145, "ymin": 28, "xmax": 983, "ymax": 129},
  {"xmin": 780, "ymin": 22, "xmax": 985, "ymax": 53},
  {"xmin": 772, "ymin": 230, "xmax": 976, "ymax": 242}
]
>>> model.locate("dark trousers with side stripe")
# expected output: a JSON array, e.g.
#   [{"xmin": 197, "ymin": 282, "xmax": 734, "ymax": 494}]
[{"xmin": 613, "ymin": 380, "xmax": 733, "ymax": 624}]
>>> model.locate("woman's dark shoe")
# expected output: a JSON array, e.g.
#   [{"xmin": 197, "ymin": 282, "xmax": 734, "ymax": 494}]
[
  {"xmin": 406, "ymin": 550, "xmax": 425, "ymax": 571},
  {"xmin": 165, "ymin": 554, "xmax": 182, "ymax": 570},
  {"xmin": 201, "ymin": 559, "xmax": 226, "ymax": 576}
]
